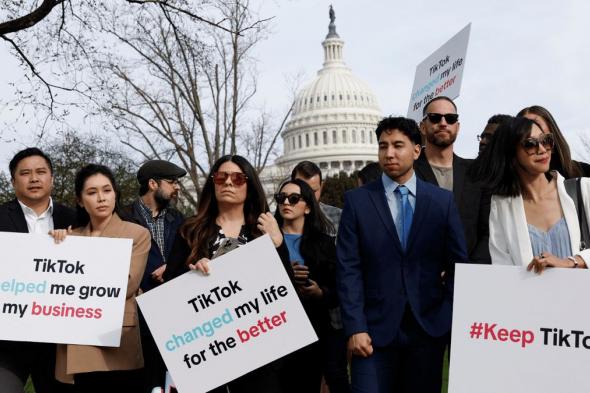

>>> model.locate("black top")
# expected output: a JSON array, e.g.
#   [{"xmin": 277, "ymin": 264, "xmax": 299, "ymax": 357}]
[
  {"xmin": 163, "ymin": 225, "xmax": 294, "ymax": 282},
  {"xmin": 295, "ymin": 232, "xmax": 338, "ymax": 337},
  {"xmin": 574, "ymin": 160, "xmax": 590, "ymax": 178}
]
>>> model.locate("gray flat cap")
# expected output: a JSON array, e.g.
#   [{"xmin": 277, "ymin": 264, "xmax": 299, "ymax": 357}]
[{"xmin": 137, "ymin": 160, "xmax": 187, "ymax": 183}]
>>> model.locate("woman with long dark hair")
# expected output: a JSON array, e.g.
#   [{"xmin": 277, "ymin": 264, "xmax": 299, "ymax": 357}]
[
  {"xmin": 50, "ymin": 164, "xmax": 150, "ymax": 392},
  {"xmin": 273, "ymin": 178, "xmax": 337, "ymax": 393},
  {"xmin": 164, "ymin": 155, "xmax": 293, "ymax": 393},
  {"xmin": 517, "ymin": 105, "xmax": 590, "ymax": 177},
  {"xmin": 473, "ymin": 117, "xmax": 590, "ymax": 271}
]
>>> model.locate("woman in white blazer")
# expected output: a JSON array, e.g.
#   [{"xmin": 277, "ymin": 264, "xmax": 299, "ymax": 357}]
[{"xmin": 474, "ymin": 116, "xmax": 590, "ymax": 272}]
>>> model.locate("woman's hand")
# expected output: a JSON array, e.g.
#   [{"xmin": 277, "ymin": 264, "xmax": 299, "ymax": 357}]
[
  {"xmin": 48, "ymin": 226, "xmax": 72, "ymax": 244},
  {"xmin": 292, "ymin": 263, "xmax": 310, "ymax": 285},
  {"xmin": 257, "ymin": 212, "xmax": 283, "ymax": 247},
  {"xmin": 190, "ymin": 258, "xmax": 211, "ymax": 275},
  {"xmin": 527, "ymin": 251, "xmax": 572, "ymax": 274},
  {"xmin": 298, "ymin": 279, "xmax": 323, "ymax": 299}
]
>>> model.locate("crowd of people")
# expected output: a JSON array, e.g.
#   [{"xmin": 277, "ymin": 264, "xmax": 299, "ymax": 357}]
[{"xmin": 0, "ymin": 95, "xmax": 589, "ymax": 393}]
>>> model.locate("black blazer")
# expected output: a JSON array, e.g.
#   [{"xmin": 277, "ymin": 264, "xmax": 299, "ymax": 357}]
[
  {"xmin": 0, "ymin": 198, "xmax": 75, "ymax": 353},
  {"xmin": 0, "ymin": 198, "xmax": 75, "ymax": 233},
  {"xmin": 163, "ymin": 227, "xmax": 295, "ymax": 282},
  {"xmin": 414, "ymin": 152, "xmax": 491, "ymax": 264},
  {"xmin": 120, "ymin": 201, "xmax": 185, "ymax": 291}
]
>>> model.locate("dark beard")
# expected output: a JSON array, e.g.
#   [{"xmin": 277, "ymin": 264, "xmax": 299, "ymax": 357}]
[
  {"xmin": 154, "ymin": 189, "xmax": 172, "ymax": 211},
  {"xmin": 427, "ymin": 131, "xmax": 457, "ymax": 148}
]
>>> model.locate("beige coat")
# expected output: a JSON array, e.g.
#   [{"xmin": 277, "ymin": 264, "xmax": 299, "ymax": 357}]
[{"xmin": 56, "ymin": 213, "xmax": 150, "ymax": 383}]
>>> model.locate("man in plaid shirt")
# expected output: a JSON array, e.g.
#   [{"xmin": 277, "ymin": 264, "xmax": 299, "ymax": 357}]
[{"xmin": 122, "ymin": 159, "xmax": 186, "ymax": 392}]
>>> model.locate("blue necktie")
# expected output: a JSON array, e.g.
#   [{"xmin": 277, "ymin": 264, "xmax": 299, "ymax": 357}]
[{"xmin": 395, "ymin": 185, "xmax": 414, "ymax": 250}]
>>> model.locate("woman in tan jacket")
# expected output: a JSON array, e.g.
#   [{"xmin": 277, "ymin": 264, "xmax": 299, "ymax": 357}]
[{"xmin": 51, "ymin": 164, "xmax": 150, "ymax": 392}]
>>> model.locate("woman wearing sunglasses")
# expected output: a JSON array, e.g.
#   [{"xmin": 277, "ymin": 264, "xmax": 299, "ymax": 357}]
[
  {"xmin": 517, "ymin": 105, "xmax": 590, "ymax": 178},
  {"xmin": 164, "ymin": 154, "xmax": 293, "ymax": 393},
  {"xmin": 473, "ymin": 116, "xmax": 590, "ymax": 272},
  {"xmin": 273, "ymin": 179, "xmax": 337, "ymax": 393}
]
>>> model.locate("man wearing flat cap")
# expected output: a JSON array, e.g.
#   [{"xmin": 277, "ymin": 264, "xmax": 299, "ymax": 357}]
[{"xmin": 122, "ymin": 159, "xmax": 187, "ymax": 392}]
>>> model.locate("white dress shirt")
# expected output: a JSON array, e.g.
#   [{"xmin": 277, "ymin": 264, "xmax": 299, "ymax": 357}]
[{"xmin": 18, "ymin": 197, "xmax": 54, "ymax": 234}]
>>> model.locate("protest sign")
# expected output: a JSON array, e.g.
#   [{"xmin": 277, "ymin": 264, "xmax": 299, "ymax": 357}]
[
  {"xmin": 137, "ymin": 235, "xmax": 318, "ymax": 393},
  {"xmin": 449, "ymin": 264, "xmax": 590, "ymax": 393},
  {"xmin": 0, "ymin": 232, "xmax": 132, "ymax": 346},
  {"xmin": 407, "ymin": 23, "xmax": 471, "ymax": 122}
]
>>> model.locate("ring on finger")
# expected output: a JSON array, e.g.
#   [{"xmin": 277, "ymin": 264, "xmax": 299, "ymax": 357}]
[{"xmin": 539, "ymin": 253, "xmax": 545, "ymax": 259}]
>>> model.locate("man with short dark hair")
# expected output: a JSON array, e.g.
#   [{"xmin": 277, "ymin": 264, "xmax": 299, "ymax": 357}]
[
  {"xmin": 291, "ymin": 161, "xmax": 341, "ymax": 233},
  {"xmin": 416, "ymin": 96, "xmax": 490, "ymax": 264},
  {"xmin": 477, "ymin": 114, "xmax": 512, "ymax": 155},
  {"xmin": 121, "ymin": 159, "xmax": 186, "ymax": 392},
  {"xmin": 337, "ymin": 116, "xmax": 467, "ymax": 393},
  {"xmin": 124, "ymin": 160, "xmax": 186, "ymax": 290},
  {"xmin": 0, "ymin": 147, "xmax": 75, "ymax": 393}
]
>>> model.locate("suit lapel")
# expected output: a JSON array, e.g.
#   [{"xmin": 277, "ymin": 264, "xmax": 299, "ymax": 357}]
[
  {"xmin": 414, "ymin": 150, "xmax": 438, "ymax": 186},
  {"xmin": 7, "ymin": 199, "xmax": 29, "ymax": 233},
  {"xmin": 452, "ymin": 154, "xmax": 466, "ymax": 206},
  {"xmin": 367, "ymin": 180, "xmax": 403, "ymax": 252},
  {"xmin": 53, "ymin": 204, "xmax": 71, "ymax": 230},
  {"xmin": 406, "ymin": 178, "xmax": 431, "ymax": 252}
]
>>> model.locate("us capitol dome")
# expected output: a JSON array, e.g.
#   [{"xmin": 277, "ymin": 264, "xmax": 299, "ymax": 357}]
[{"xmin": 275, "ymin": 6, "xmax": 382, "ymax": 175}]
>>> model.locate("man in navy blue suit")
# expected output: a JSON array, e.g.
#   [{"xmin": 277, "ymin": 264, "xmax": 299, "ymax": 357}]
[{"xmin": 337, "ymin": 116, "xmax": 468, "ymax": 393}]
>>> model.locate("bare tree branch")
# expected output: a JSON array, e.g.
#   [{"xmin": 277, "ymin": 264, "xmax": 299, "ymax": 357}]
[
  {"xmin": 0, "ymin": 0, "xmax": 64, "ymax": 35},
  {"xmin": 125, "ymin": 0, "xmax": 232, "ymax": 33}
]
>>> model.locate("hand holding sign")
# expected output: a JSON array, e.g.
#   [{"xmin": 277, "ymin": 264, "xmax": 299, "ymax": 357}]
[{"xmin": 138, "ymin": 235, "xmax": 317, "ymax": 393}]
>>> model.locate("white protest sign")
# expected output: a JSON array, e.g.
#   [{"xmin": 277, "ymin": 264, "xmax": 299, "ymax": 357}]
[
  {"xmin": 137, "ymin": 235, "xmax": 318, "ymax": 393},
  {"xmin": 0, "ymin": 232, "xmax": 132, "ymax": 346},
  {"xmin": 449, "ymin": 264, "xmax": 590, "ymax": 393},
  {"xmin": 407, "ymin": 23, "xmax": 471, "ymax": 122}
]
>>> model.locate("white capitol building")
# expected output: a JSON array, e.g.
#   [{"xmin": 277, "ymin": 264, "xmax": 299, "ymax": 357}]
[{"xmin": 263, "ymin": 8, "xmax": 382, "ymax": 189}]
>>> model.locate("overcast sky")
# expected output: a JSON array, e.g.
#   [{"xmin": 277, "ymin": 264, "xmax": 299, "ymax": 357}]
[
  {"xmin": 1, "ymin": 0, "xmax": 589, "ymax": 168},
  {"xmin": 252, "ymin": 0, "xmax": 590, "ymax": 159}
]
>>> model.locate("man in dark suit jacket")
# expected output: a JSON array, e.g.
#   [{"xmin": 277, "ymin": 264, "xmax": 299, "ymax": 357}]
[
  {"xmin": 337, "ymin": 117, "xmax": 468, "ymax": 393},
  {"xmin": 0, "ymin": 148, "xmax": 75, "ymax": 393},
  {"xmin": 121, "ymin": 159, "xmax": 186, "ymax": 392},
  {"xmin": 415, "ymin": 96, "xmax": 491, "ymax": 264}
]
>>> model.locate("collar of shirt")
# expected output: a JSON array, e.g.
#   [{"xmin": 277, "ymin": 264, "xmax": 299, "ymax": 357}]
[
  {"xmin": 381, "ymin": 172, "xmax": 417, "ymax": 200},
  {"xmin": 18, "ymin": 197, "xmax": 54, "ymax": 220},
  {"xmin": 138, "ymin": 198, "xmax": 167, "ymax": 220}
]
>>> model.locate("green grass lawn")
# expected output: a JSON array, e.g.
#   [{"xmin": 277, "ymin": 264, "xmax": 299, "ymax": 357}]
[{"xmin": 25, "ymin": 378, "xmax": 34, "ymax": 393}]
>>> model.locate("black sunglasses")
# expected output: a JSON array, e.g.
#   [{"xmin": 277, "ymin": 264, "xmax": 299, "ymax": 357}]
[
  {"xmin": 521, "ymin": 133, "xmax": 554, "ymax": 154},
  {"xmin": 274, "ymin": 192, "xmax": 304, "ymax": 205},
  {"xmin": 424, "ymin": 113, "xmax": 459, "ymax": 125}
]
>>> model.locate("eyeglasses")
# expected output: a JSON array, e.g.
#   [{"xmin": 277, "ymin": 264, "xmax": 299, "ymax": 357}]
[
  {"xmin": 477, "ymin": 132, "xmax": 493, "ymax": 142},
  {"xmin": 424, "ymin": 113, "xmax": 459, "ymax": 125},
  {"xmin": 159, "ymin": 178, "xmax": 180, "ymax": 186},
  {"xmin": 211, "ymin": 171, "xmax": 248, "ymax": 186},
  {"xmin": 274, "ymin": 192, "xmax": 304, "ymax": 205},
  {"xmin": 521, "ymin": 133, "xmax": 554, "ymax": 154}
]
